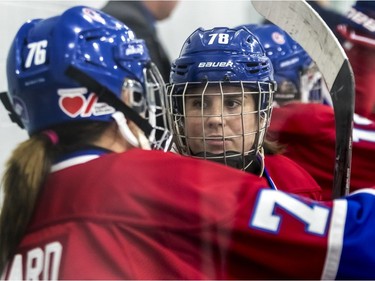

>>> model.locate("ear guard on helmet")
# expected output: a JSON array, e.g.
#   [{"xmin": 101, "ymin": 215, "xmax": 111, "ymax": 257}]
[
  {"xmin": 0, "ymin": 92, "xmax": 24, "ymax": 129},
  {"xmin": 65, "ymin": 65, "xmax": 153, "ymax": 137}
]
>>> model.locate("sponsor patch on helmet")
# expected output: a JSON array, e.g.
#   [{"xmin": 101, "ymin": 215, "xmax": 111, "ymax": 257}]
[{"xmin": 58, "ymin": 87, "xmax": 115, "ymax": 118}]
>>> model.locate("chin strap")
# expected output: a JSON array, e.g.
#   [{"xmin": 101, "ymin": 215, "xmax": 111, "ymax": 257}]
[
  {"xmin": 256, "ymin": 147, "xmax": 265, "ymax": 177},
  {"xmin": 112, "ymin": 111, "xmax": 151, "ymax": 150},
  {"xmin": 192, "ymin": 149, "xmax": 265, "ymax": 177}
]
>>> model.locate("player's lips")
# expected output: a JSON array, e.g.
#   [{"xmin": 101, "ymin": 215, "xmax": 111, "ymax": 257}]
[{"xmin": 204, "ymin": 135, "xmax": 231, "ymax": 147}]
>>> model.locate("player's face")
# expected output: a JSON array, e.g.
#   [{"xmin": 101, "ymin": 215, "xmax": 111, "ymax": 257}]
[{"xmin": 183, "ymin": 84, "xmax": 257, "ymax": 155}]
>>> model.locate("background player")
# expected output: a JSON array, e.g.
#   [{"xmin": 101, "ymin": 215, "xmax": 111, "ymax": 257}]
[
  {"xmin": 167, "ymin": 26, "xmax": 321, "ymax": 199},
  {"xmin": 336, "ymin": 0, "xmax": 375, "ymax": 121},
  {"xmin": 246, "ymin": 23, "xmax": 375, "ymax": 200},
  {"xmin": 101, "ymin": 0, "xmax": 179, "ymax": 83}
]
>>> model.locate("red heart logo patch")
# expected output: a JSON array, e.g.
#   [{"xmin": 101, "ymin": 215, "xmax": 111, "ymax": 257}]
[{"xmin": 59, "ymin": 96, "xmax": 85, "ymax": 118}]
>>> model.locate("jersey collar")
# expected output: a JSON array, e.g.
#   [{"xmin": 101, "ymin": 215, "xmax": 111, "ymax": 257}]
[{"xmin": 51, "ymin": 147, "xmax": 111, "ymax": 172}]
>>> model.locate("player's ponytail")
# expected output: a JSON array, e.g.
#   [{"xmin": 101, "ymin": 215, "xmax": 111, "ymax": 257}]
[
  {"xmin": 0, "ymin": 121, "xmax": 111, "ymax": 274},
  {"xmin": 0, "ymin": 132, "xmax": 56, "ymax": 274}
]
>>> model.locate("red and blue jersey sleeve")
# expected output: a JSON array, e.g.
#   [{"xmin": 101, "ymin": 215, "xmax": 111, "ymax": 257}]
[{"xmin": 246, "ymin": 188, "xmax": 375, "ymax": 279}]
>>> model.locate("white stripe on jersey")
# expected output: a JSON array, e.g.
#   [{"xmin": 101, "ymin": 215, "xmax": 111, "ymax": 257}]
[
  {"xmin": 51, "ymin": 155, "xmax": 100, "ymax": 172},
  {"xmin": 321, "ymin": 199, "xmax": 347, "ymax": 280}
]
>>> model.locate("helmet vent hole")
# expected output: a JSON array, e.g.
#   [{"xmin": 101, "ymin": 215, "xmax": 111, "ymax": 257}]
[
  {"xmin": 249, "ymin": 69, "xmax": 259, "ymax": 74},
  {"xmin": 174, "ymin": 64, "xmax": 188, "ymax": 76},
  {"xmin": 246, "ymin": 62, "xmax": 260, "ymax": 67}
]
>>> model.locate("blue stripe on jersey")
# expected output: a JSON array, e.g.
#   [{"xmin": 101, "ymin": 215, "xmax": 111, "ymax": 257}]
[
  {"xmin": 336, "ymin": 189, "xmax": 375, "ymax": 279},
  {"xmin": 51, "ymin": 147, "xmax": 111, "ymax": 172},
  {"xmin": 263, "ymin": 167, "xmax": 278, "ymax": 190}
]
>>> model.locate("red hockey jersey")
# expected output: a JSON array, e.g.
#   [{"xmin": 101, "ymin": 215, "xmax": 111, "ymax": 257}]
[
  {"xmin": 2, "ymin": 148, "xmax": 375, "ymax": 279},
  {"xmin": 268, "ymin": 103, "xmax": 375, "ymax": 200},
  {"xmin": 264, "ymin": 154, "xmax": 322, "ymax": 200}
]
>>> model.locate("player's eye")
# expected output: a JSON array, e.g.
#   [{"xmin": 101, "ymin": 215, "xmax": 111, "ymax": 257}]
[
  {"xmin": 191, "ymin": 98, "xmax": 207, "ymax": 109},
  {"xmin": 224, "ymin": 98, "xmax": 241, "ymax": 109}
]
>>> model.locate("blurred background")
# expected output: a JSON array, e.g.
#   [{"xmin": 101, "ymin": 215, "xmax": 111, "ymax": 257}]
[{"xmin": 0, "ymin": 0, "xmax": 354, "ymax": 188}]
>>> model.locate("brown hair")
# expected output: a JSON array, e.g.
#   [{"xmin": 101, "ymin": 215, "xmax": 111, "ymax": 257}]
[
  {"xmin": 0, "ymin": 121, "xmax": 110, "ymax": 273},
  {"xmin": 263, "ymin": 139, "xmax": 286, "ymax": 155}
]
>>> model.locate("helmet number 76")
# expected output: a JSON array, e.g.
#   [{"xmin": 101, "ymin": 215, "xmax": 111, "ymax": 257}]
[{"xmin": 25, "ymin": 40, "xmax": 48, "ymax": 68}]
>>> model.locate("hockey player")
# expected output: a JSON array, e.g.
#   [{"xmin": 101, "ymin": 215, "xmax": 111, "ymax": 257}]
[
  {"xmin": 337, "ymin": 0, "xmax": 375, "ymax": 121},
  {"xmin": 167, "ymin": 26, "xmax": 321, "ymax": 200},
  {"xmin": 246, "ymin": 23, "xmax": 375, "ymax": 200},
  {"xmin": 2, "ymin": 6, "xmax": 375, "ymax": 280}
]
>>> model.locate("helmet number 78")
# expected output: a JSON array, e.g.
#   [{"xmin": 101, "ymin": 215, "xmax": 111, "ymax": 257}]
[
  {"xmin": 208, "ymin": 33, "xmax": 229, "ymax": 45},
  {"xmin": 25, "ymin": 40, "xmax": 48, "ymax": 68}
]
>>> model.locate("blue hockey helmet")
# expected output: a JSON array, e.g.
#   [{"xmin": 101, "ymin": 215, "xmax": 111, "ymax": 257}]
[
  {"xmin": 4, "ymin": 6, "xmax": 170, "ymax": 149},
  {"xmin": 169, "ymin": 26, "xmax": 275, "ymax": 113},
  {"xmin": 170, "ymin": 26, "xmax": 274, "ymax": 85},
  {"xmin": 244, "ymin": 23, "xmax": 329, "ymax": 105},
  {"xmin": 167, "ymin": 27, "xmax": 275, "ymax": 171}
]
